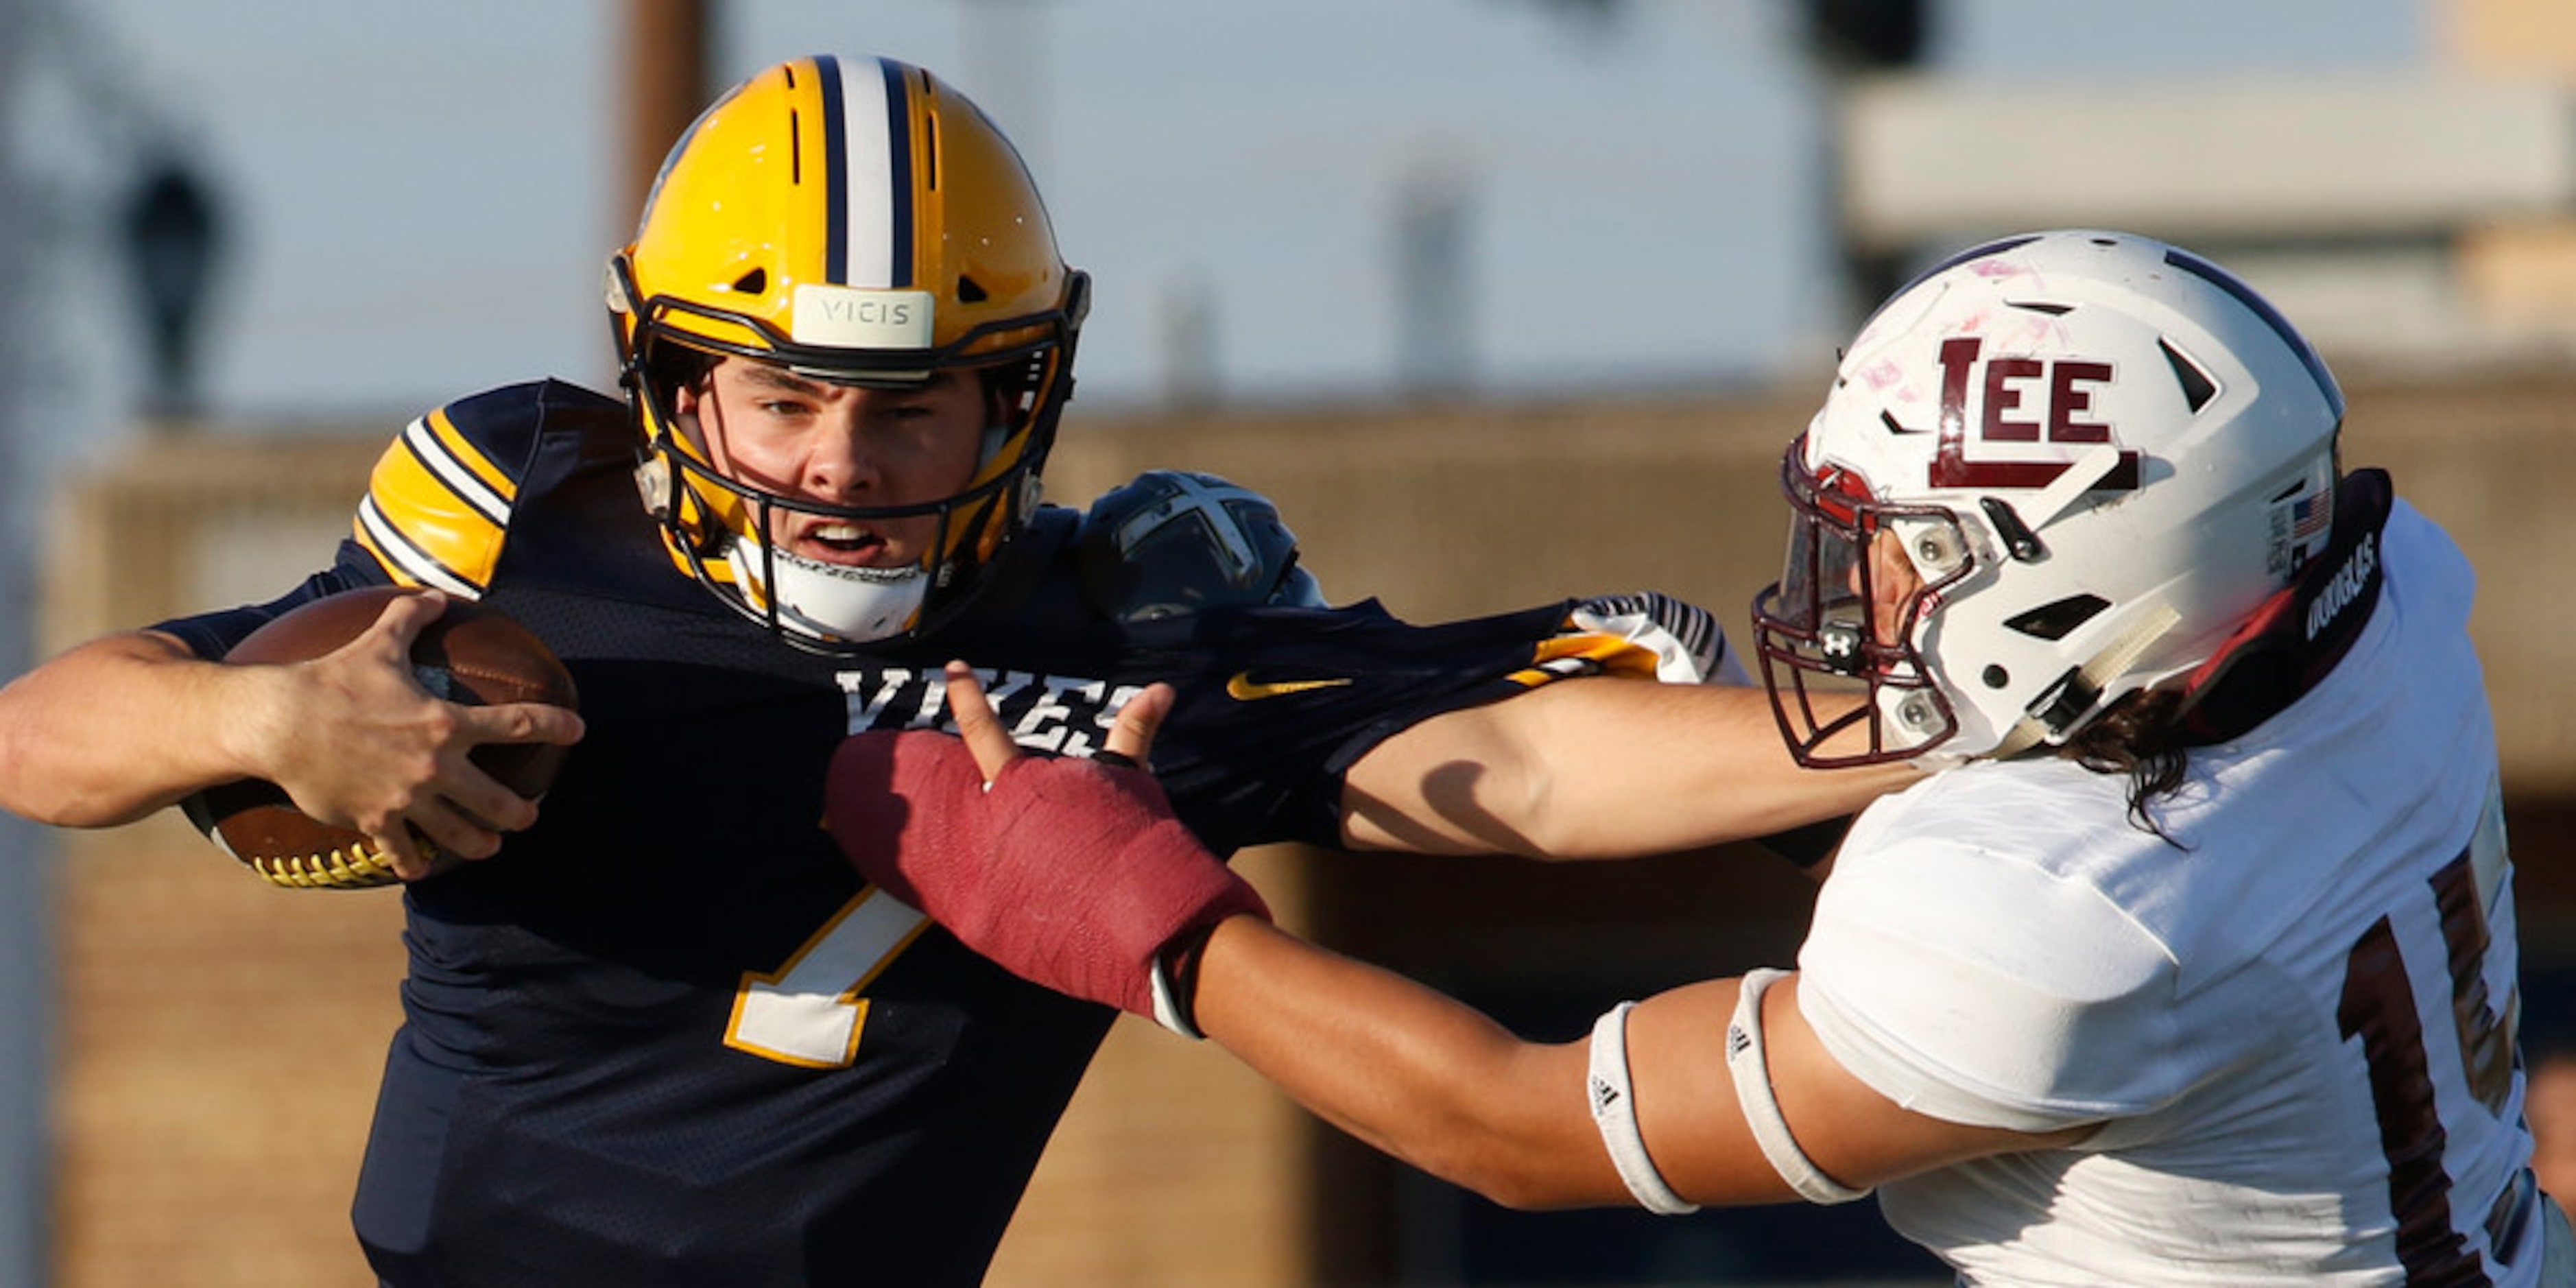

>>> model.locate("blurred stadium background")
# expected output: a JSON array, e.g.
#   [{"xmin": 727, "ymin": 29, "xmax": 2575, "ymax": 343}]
[{"xmin": 3, "ymin": 1, "xmax": 2574, "ymax": 1285}]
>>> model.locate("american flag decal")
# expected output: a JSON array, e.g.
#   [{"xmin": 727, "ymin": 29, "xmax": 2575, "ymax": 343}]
[{"xmin": 2290, "ymin": 490, "xmax": 2330, "ymax": 545}]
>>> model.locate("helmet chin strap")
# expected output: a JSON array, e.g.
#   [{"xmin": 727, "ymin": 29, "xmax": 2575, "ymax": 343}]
[
  {"xmin": 1985, "ymin": 602, "xmax": 2181, "ymax": 762},
  {"xmin": 633, "ymin": 451, "xmax": 673, "ymax": 523}
]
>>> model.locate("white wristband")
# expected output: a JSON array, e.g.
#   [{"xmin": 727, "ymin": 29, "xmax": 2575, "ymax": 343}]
[
  {"xmin": 1727, "ymin": 968, "xmax": 1870, "ymax": 1205},
  {"xmin": 1586, "ymin": 1001, "xmax": 1700, "ymax": 1215},
  {"xmin": 1147, "ymin": 951, "xmax": 1204, "ymax": 1040}
]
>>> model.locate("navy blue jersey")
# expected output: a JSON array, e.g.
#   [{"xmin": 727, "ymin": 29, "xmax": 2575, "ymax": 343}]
[{"xmin": 154, "ymin": 381, "xmax": 1688, "ymax": 1287}]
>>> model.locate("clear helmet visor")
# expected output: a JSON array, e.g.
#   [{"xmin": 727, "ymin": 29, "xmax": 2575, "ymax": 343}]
[
  {"xmin": 1752, "ymin": 452, "xmax": 1969, "ymax": 767},
  {"xmin": 1772, "ymin": 504, "xmax": 1871, "ymax": 671}
]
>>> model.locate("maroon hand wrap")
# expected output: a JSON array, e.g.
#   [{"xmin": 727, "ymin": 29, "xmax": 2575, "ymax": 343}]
[{"xmin": 824, "ymin": 732, "xmax": 1269, "ymax": 1023}]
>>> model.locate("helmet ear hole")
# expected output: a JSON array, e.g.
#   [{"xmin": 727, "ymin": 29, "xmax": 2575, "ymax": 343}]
[
  {"xmin": 732, "ymin": 268, "xmax": 767, "ymax": 296},
  {"xmin": 957, "ymin": 276, "xmax": 988, "ymax": 303},
  {"xmin": 2004, "ymin": 594, "xmax": 2112, "ymax": 641}
]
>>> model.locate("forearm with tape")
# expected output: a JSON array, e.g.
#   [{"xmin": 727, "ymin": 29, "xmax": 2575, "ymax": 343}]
[{"xmin": 826, "ymin": 730, "xmax": 1269, "ymax": 1032}]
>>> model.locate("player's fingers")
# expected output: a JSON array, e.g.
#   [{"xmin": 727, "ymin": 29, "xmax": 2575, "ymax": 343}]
[
  {"xmin": 944, "ymin": 660, "xmax": 1023, "ymax": 783},
  {"xmin": 368, "ymin": 821, "xmax": 441, "ymax": 881},
  {"xmin": 444, "ymin": 704, "xmax": 578, "ymax": 831},
  {"xmin": 405, "ymin": 794, "xmax": 504, "ymax": 865},
  {"xmin": 333, "ymin": 591, "xmax": 449, "ymax": 702},
  {"xmin": 438, "ymin": 754, "xmax": 542, "ymax": 833},
  {"xmin": 1102, "ymin": 682, "xmax": 1174, "ymax": 768},
  {"xmin": 366, "ymin": 588, "xmax": 449, "ymax": 656},
  {"xmin": 464, "ymin": 700, "xmax": 587, "ymax": 748},
  {"xmin": 382, "ymin": 827, "xmax": 462, "ymax": 882}
]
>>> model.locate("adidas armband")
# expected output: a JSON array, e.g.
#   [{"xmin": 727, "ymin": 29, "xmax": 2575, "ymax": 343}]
[
  {"xmin": 1586, "ymin": 1001, "xmax": 1699, "ymax": 1215},
  {"xmin": 1726, "ymin": 968, "xmax": 1870, "ymax": 1206}
]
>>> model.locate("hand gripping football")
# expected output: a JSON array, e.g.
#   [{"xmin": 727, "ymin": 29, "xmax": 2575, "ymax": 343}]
[{"xmin": 178, "ymin": 586, "xmax": 580, "ymax": 889}]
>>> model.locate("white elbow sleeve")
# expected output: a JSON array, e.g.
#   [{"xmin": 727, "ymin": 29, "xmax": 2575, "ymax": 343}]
[
  {"xmin": 1586, "ymin": 1001, "xmax": 1700, "ymax": 1215},
  {"xmin": 1727, "ymin": 968, "xmax": 1871, "ymax": 1206}
]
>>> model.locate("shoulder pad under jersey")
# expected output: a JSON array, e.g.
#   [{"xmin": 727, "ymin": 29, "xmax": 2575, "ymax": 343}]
[
  {"xmin": 1076, "ymin": 470, "xmax": 1326, "ymax": 622},
  {"xmin": 348, "ymin": 384, "xmax": 555, "ymax": 597}
]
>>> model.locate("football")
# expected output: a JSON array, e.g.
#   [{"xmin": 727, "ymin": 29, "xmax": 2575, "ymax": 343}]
[{"xmin": 178, "ymin": 586, "xmax": 580, "ymax": 888}]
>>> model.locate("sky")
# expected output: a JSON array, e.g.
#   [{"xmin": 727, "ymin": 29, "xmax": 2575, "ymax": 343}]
[{"xmin": 8, "ymin": 0, "xmax": 2425, "ymax": 451}]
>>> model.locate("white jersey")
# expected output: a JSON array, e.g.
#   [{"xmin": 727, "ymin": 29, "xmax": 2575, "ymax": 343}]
[{"xmin": 1798, "ymin": 502, "xmax": 2551, "ymax": 1286}]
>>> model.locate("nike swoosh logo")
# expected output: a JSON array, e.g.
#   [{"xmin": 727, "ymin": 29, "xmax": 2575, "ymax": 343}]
[{"xmin": 1226, "ymin": 671, "xmax": 1356, "ymax": 701}]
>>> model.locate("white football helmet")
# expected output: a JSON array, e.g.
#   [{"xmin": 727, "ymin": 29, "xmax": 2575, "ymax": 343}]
[{"xmin": 1751, "ymin": 230, "xmax": 2346, "ymax": 767}]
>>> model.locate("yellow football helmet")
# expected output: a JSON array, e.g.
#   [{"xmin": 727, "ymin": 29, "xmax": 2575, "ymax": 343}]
[{"xmin": 607, "ymin": 53, "xmax": 1089, "ymax": 648}]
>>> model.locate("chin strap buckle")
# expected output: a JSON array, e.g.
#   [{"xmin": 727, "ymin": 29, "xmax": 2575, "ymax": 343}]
[{"xmin": 1991, "ymin": 602, "xmax": 2180, "ymax": 760}]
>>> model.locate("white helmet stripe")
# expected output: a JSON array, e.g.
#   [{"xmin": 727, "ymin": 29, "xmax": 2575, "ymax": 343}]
[{"xmin": 814, "ymin": 54, "xmax": 911, "ymax": 290}]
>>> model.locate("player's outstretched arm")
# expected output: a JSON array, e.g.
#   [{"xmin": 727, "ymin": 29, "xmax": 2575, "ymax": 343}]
[
  {"xmin": 826, "ymin": 667, "xmax": 2072, "ymax": 1209},
  {"xmin": 1340, "ymin": 677, "xmax": 1914, "ymax": 859},
  {"xmin": 0, "ymin": 593, "xmax": 582, "ymax": 876},
  {"xmin": 1191, "ymin": 922, "xmax": 2088, "ymax": 1209}
]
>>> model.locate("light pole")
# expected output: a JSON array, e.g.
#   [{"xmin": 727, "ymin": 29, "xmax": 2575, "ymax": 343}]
[{"xmin": 1803, "ymin": 0, "xmax": 1930, "ymax": 322}]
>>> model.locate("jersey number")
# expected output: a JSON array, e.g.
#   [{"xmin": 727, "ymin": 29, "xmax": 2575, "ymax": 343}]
[
  {"xmin": 721, "ymin": 673, "xmax": 1140, "ymax": 1067},
  {"xmin": 2337, "ymin": 821, "xmax": 2516, "ymax": 1285},
  {"xmin": 725, "ymin": 889, "xmax": 929, "ymax": 1068}
]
